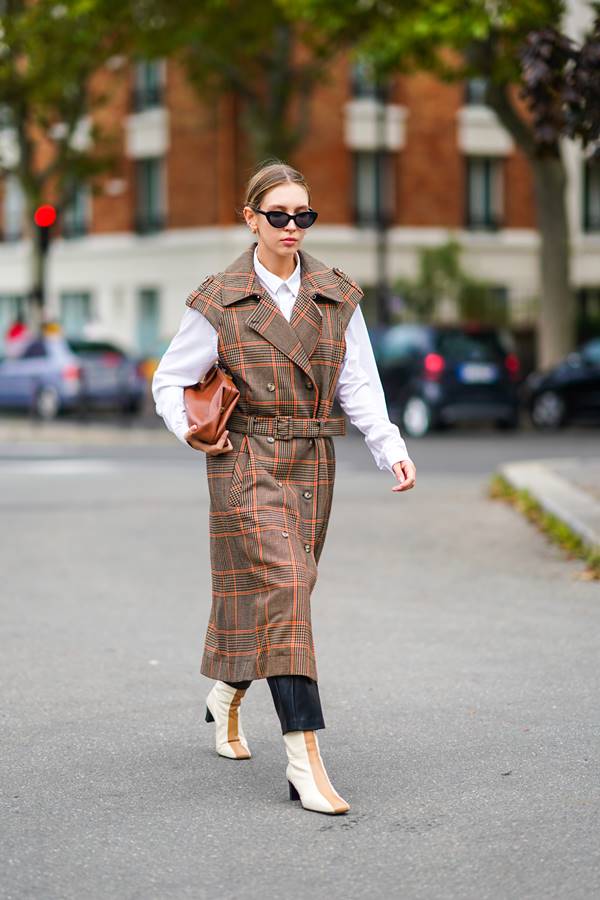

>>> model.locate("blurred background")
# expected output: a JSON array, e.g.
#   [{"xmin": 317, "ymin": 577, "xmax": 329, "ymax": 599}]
[{"xmin": 0, "ymin": 0, "xmax": 598, "ymax": 437}]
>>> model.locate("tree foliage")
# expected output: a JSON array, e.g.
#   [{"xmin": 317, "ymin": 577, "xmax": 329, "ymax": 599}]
[
  {"xmin": 130, "ymin": 0, "xmax": 334, "ymax": 159},
  {"xmin": 519, "ymin": 15, "xmax": 600, "ymax": 159},
  {"xmin": 287, "ymin": 0, "xmax": 600, "ymax": 161},
  {"xmin": 0, "ymin": 0, "xmax": 134, "ymax": 215},
  {"xmin": 393, "ymin": 239, "xmax": 509, "ymax": 326}
]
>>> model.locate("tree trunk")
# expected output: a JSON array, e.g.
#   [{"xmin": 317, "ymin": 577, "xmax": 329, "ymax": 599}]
[
  {"xmin": 530, "ymin": 153, "xmax": 576, "ymax": 369},
  {"xmin": 485, "ymin": 82, "xmax": 576, "ymax": 368}
]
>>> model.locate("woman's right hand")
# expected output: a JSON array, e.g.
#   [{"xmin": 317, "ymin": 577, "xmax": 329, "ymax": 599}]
[{"xmin": 185, "ymin": 426, "xmax": 233, "ymax": 454}]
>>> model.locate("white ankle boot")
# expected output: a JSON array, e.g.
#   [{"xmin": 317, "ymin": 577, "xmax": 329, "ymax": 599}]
[
  {"xmin": 205, "ymin": 681, "xmax": 251, "ymax": 759},
  {"xmin": 283, "ymin": 730, "xmax": 349, "ymax": 814}
]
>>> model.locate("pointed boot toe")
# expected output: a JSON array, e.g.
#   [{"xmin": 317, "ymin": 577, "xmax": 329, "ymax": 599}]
[{"xmin": 283, "ymin": 730, "xmax": 349, "ymax": 814}]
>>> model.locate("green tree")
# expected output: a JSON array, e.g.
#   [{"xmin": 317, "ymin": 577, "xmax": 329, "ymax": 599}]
[
  {"xmin": 0, "ymin": 0, "xmax": 133, "ymax": 327},
  {"xmin": 287, "ymin": 0, "xmax": 600, "ymax": 368},
  {"xmin": 393, "ymin": 239, "xmax": 510, "ymax": 326},
  {"xmin": 132, "ymin": 0, "xmax": 332, "ymax": 161}
]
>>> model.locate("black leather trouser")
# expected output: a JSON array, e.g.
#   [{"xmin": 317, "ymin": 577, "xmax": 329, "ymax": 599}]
[{"xmin": 224, "ymin": 675, "xmax": 326, "ymax": 734}]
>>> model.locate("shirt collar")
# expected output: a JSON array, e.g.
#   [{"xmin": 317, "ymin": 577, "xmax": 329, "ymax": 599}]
[{"xmin": 253, "ymin": 245, "xmax": 301, "ymax": 298}]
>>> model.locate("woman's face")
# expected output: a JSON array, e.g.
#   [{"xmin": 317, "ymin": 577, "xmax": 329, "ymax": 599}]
[{"xmin": 244, "ymin": 182, "xmax": 311, "ymax": 261}]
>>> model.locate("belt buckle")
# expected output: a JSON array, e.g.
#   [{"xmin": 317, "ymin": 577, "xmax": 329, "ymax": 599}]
[{"xmin": 275, "ymin": 415, "xmax": 292, "ymax": 439}]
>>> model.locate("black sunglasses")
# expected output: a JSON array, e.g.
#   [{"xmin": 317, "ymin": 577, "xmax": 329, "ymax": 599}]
[{"xmin": 252, "ymin": 208, "xmax": 318, "ymax": 229}]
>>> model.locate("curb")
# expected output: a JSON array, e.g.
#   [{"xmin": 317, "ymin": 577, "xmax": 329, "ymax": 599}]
[
  {"xmin": 498, "ymin": 458, "xmax": 600, "ymax": 553},
  {"xmin": 0, "ymin": 419, "xmax": 173, "ymax": 446}
]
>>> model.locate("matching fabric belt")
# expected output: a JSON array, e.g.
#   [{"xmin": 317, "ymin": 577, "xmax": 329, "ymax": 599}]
[{"xmin": 227, "ymin": 411, "xmax": 346, "ymax": 440}]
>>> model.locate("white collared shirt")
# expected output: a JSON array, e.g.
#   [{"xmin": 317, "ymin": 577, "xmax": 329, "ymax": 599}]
[
  {"xmin": 254, "ymin": 244, "xmax": 302, "ymax": 321},
  {"xmin": 152, "ymin": 246, "xmax": 411, "ymax": 472}
]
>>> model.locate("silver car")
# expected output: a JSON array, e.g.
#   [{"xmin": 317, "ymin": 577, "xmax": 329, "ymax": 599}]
[{"xmin": 0, "ymin": 333, "xmax": 146, "ymax": 419}]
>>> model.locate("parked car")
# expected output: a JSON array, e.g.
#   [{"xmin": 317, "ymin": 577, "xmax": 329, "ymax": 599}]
[
  {"xmin": 522, "ymin": 337, "xmax": 600, "ymax": 429},
  {"xmin": 0, "ymin": 333, "xmax": 147, "ymax": 420},
  {"xmin": 373, "ymin": 323, "xmax": 521, "ymax": 437}
]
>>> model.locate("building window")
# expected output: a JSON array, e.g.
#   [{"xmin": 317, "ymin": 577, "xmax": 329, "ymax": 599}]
[
  {"xmin": 2, "ymin": 174, "xmax": 25, "ymax": 242},
  {"xmin": 350, "ymin": 60, "xmax": 390, "ymax": 101},
  {"xmin": 62, "ymin": 183, "xmax": 89, "ymax": 239},
  {"xmin": 352, "ymin": 151, "xmax": 396, "ymax": 227},
  {"xmin": 132, "ymin": 60, "xmax": 163, "ymax": 112},
  {"xmin": 583, "ymin": 159, "xmax": 600, "ymax": 232},
  {"xmin": 137, "ymin": 288, "xmax": 160, "ymax": 355},
  {"xmin": 134, "ymin": 157, "xmax": 165, "ymax": 234},
  {"xmin": 60, "ymin": 291, "xmax": 92, "ymax": 339},
  {"xmin": 465, "ymin": 156, "xmax": 503, "ymax": 230},
  {"xmin": 576, "ymin": 286, "xmax": 600, "ymax": 340},
  {"xmin": 465, "ymin": 77, "xmax": 489, "ymax": 105}
]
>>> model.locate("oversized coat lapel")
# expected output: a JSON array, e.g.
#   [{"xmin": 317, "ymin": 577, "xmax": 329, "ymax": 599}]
[{"xmin": 219, "ymin": 242, "xmax": 345, "ymax": 383}]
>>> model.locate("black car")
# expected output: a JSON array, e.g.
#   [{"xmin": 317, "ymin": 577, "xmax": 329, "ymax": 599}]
[
  {"xmin": 373, "ymin": 323, "xmax": 521, "ymax": 437},
  {"xmin": 523, "ymin": 337, "xmax": 600, "ymax": 429}
]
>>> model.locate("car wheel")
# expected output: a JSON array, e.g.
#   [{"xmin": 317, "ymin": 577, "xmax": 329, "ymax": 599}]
[
  {"xmin": 530, "ymin": 390, "xmax": 566, "ymax": 429},
  {"xmin": 33, "ymin": 385, "xmax": 61, "ymax": 420},
  {"xmin": 402, "ymin": 396, "xmax": 433, "ymax": 437}
]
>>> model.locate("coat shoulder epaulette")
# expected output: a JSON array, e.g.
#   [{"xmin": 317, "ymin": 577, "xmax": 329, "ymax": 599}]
[
  {"xmin": 331, "ymin": 265, "xmax": 364, "ymax": 299},
  {"xmin": 185, "ymin": 272, "xmax": 223, "ymax": 330},
  {"xmin": 330, "ymin": 265, "xmax": 364, "ymax": 330}
]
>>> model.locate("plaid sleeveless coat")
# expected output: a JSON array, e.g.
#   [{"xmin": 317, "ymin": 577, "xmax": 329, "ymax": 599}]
[{"xmin": 185, "ymin": 241, "xmax": 363, "ymax": 682}]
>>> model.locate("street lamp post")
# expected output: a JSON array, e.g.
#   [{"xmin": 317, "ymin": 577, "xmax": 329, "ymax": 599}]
[{"xmin": 374, "ymin": 86, "xmax": 391, "ymax": 328}]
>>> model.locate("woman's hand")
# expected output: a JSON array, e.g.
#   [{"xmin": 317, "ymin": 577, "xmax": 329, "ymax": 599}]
[
  {"xmin": 185, "ymin": 425, "xmax": 233, "ymax": 455},
  {"xmin": 391, "ymin": 458, "xmax": 416, "ymax": 492}
]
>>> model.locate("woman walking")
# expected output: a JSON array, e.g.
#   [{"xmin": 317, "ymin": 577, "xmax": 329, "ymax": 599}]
[{"xmin": 152, "ymin": 160, "xmax": 416, "ymax": 815}]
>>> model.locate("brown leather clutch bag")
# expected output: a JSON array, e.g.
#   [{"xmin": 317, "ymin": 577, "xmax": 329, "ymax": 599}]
[{"xmin": 183, "ymin": 362, "xmax": 240, "ymax": 445}]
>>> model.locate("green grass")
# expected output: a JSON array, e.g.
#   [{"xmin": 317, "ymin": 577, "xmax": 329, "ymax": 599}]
[{"xmin": 489, "ymin": 473, "xmax": 600, "ymax": 580}]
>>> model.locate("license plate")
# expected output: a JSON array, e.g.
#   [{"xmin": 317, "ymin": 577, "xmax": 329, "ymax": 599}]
[{"xmin": 457, "ymin": 362, "xmax": 498, "ymax": 383}]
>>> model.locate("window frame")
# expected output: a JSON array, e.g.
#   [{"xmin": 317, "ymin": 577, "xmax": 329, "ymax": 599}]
[
  {"xmin": 61, "ymin": 182, "xmax": 90, "ymax": 239},
  {"xmin": 352, "ymin": 149, "xmax": 396, "ymax": 228},
  {"xmin": 465, "ymin": 155, "xmax": 504, "ymax": 231},
  {"xmin": 582, "ymin": 158, "xmax": 600, "ymax": 233},
  {"xmin": 132, "ymin": 59, "xmax": 164, "ymax": 112},
  {"xmin": 134, "ymin": 157, "xmax": 166, "ymax": 234}
]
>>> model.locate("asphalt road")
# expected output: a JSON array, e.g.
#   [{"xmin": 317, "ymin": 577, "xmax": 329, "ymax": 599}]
[{"xmin": 1, "ymin": 426, "xmax": 599, "ymax": 900}]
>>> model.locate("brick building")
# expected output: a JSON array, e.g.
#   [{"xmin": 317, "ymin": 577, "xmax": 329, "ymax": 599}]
[{"xmin": 0, "ymin": 2, "xmax": 599, "ymax": 358}]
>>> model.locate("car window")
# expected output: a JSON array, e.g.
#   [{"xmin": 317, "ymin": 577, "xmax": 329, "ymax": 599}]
[
  {"xmin": 21, "ymin": 339, "xmax": 48, "ymax": 359},
  {"xmin": 67, "ymin": 338, "xmax": 127, "ymax": 362},
  {"xmin": 435, "ymin": 330, "xmax": 505, "ymax": 362},
  {"xmin": 67, "ymin": 340, "xmax": 125, "ymax": 356},
  {"xmin": 378, "ymin": 326, "xmax": 429, "ymax": 364},
  {"xmin": 581, "ymin": 338, "xmax": 600, "ymax": 366}
]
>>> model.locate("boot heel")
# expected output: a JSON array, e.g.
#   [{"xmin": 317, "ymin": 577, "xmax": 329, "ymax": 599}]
[
  {"xmin": 205, "ymin": 706, "xmax": 215, "ymax": 723},
  {"xmin": 288, "ymin": 780, "xmax": 300, "ymax": 801}
]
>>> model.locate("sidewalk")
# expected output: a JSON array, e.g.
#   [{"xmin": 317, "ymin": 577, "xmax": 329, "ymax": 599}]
[{"xmin": 498, "ymin": 457, "xmax": 600, "ymax": 553}]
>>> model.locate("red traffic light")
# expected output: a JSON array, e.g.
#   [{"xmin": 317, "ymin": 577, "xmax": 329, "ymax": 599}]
[{"xmin": 34, "ymin": 204, "xmax": 57, "ymax": 227}]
